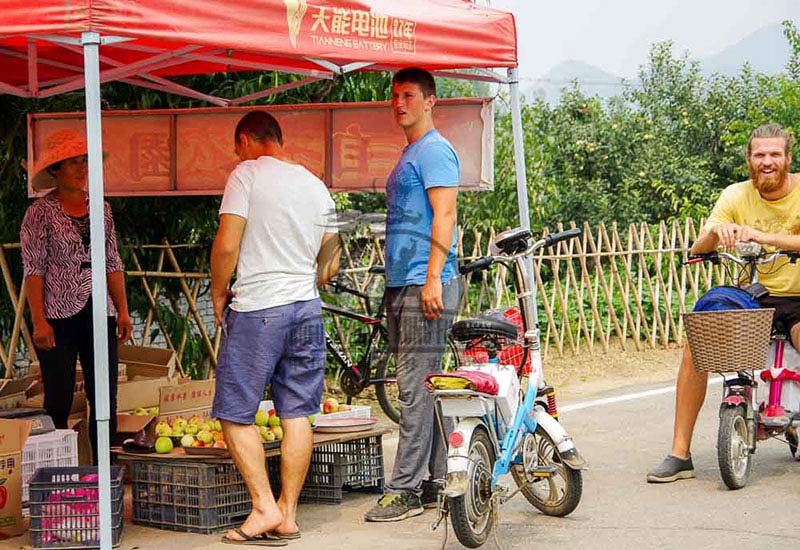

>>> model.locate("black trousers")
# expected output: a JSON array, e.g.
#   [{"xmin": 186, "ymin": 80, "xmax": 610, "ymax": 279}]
[{"xmin": 38, "ymin": 300, "xmax": 119, "ymax": 464}]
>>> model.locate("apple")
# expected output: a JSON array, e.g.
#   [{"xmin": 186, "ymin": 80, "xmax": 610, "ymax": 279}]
[
  {"xmin": 213, "ymin": 419, "xmax": 222, "ymax": 431},
  {"xmin": 270, "ymin": 426, "xmax": 284, "ymax": 441},
  {"xmin": 180, "ymin": 434, "xmax": 196, "ymax": 448},
  {"xmin": 172, "ymin": 417, "xmax": 187, "ymax": 430},
  {"xmin": 197, "ymin": 430, "xmax": 214, "ymax": 444},
  {"xmin": 184, "ymin": 424, "xmax": 198, "ymax": 435},
  {"xmin": 267, "ymin": 415, "xmax": 281, "ymax": 428},
  {"xmin": 155, "ymin": 436, "xmax": 173, "ymax": 454},
  {"xmin": 133, "ymin": 407, "xmax": 149, "ymax": 416},
  {"xmin": 147, "ymin": 406, "xmax": 159, "ymax": 416},
  {"xmin": 171, "ymin": 426, "xmax": 184, "ymax": 437},
  {"xmin": 308, "ymin": 414, "xmax": 316, "ymax": 425},
  {"xmin": 322, "ymin": 397, "xmax": 340, "ymax": 414},
  {"xmin": 255, "ymin": 409, "xmax": 269, "ymax": 427},
  {"xmin": 198, "ymin": 422, "xmax": 211, "ymax": 432},
  {"xmin": 213, "ymin": 440, "xmax": 227, "ymax": 449},
  {"xmin": 155, "ymin": 421, "xmax": 172, "ymax": 436}
]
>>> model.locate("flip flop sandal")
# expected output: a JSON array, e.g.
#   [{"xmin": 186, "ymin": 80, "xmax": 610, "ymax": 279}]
[
  {"xmin": 221, "ymin": 527, "xmax": 288, "ymax": 547},
  {"xmin": 271, "ymin": 521, "xmax": 301, "ymax": 540}
]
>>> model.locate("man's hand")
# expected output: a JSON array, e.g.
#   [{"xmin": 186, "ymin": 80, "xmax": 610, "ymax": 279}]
[
  {"xmin": 33, "ymin": 320, "xmax": 55, "ymax": 351},
  {"xmin": 213, "ymin": 289, "xmax": 235, "ymax": 326},
  {"xmin": 421, "ymin": 278, "xmax": 444, "ymax": 321},
  {"xmin": 711, "ymin": 222, "xmax": 743, "ymax": 250},
  {"xmin": 737, "ymin": 225, "xmax": 767, "ymax": 245},
  {"xmin": 117, "ymin": 313, "xmax": 133, "ymax": 343}
]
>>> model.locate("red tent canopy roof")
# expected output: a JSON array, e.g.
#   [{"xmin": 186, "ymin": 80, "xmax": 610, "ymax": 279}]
[{"xmin": 0, "ymin": 0, "xmax": 517, "ymax": 93}]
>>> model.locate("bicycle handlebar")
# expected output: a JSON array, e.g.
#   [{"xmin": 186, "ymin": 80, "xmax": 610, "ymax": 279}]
[
  {"xmin": 686, "ymin": 248, "xmax": 800, "ymax": 267},
  {"xmin": 459, "ymin": 228, "xmax": 583, "ymax": 275}
]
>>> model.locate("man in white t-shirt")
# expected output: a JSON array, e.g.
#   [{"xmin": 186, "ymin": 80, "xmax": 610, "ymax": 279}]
[{"xmin": 210, "ymin": 111, "xmax": 340, "ymax": 545}]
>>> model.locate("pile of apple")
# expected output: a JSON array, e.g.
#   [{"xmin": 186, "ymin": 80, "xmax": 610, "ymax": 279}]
[
  {"xmin": 320, "ymin": 397, "xmax": 351, "ymax": 414},
  {"xmin": 254, "ymin": 408, "xmax": 283, "ymax": 443},
  {"xmin": 132, "ymin": 406, "xmax": 159, "ymax": 416},
  {"xmin": 154, "ymin": 415, "xmax": 226, "ymax": 453}
]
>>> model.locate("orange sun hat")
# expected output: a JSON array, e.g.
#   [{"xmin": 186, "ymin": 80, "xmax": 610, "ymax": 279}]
[{"xmin": 30, "ymin": 129, "xmax": 107, "ymax": 191}]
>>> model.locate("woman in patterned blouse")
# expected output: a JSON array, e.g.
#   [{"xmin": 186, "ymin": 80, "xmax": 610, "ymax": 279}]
[{"xmin": 21, "ymin": 130, "xmax": 132, "ymax": 464}]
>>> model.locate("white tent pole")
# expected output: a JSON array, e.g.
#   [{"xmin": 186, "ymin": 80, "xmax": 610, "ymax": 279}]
[
  {"xmin": 81, "ymin": 30, "xmax": 113, "ymax": 550},
  {"xmin": 508, "ymin": 66, "xmax": 544, "ymax": 386}
]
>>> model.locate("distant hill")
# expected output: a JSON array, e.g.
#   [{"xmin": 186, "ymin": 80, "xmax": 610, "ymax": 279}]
[
  {"xmin": 524, "ymin": 23, "xmax": 794, "ymax": 105},
  {"xmin": 699, "ymin": 22, "xmax": 791, "ymax": 77},
  {"xmin": 525, "ymin": 60, "xmax": 625, "ymax": 103}
]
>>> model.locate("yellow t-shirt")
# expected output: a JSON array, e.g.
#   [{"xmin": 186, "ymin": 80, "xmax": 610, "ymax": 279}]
[{"xmin": 705, "ymin": 180, "xmax": 800, "ymax": 296}]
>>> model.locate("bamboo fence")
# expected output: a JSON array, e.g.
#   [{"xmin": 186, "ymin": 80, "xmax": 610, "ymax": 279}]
[{"xmin": 1, "ymin": 218, "xmax": 731, "ymax": 379}]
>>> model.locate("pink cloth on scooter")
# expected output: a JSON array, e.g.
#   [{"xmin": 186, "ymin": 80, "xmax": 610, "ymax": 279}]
[{"xmin": 425, "ymin": 370, "xmax": 499, "ymax": 395}]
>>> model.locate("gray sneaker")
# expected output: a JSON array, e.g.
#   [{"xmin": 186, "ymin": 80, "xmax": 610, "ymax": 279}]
[
  {"xmin": 647, "ymin": 455, "xmax": 695, "ymax": 483},
  {"xmin": 364, "ymin": 492, "xmax": 424, "ymax": 522}
]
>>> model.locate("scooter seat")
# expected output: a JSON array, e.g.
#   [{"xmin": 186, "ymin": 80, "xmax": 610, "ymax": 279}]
[{"xmin": 451, "ymin": 318, "xmax": 519, "ymax": 342}]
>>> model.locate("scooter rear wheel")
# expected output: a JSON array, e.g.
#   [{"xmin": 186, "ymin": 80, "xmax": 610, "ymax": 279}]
[
  {"xmin": 450, "ymin": 428, "xmax": 497, "ymax": 548},
  {"xmin": 717, "ymin": 406, "xmax": 753, "ymax": 490},
  {"xmin": 510, "ymin": 427, "xmax": 582, "ymax": 517}
]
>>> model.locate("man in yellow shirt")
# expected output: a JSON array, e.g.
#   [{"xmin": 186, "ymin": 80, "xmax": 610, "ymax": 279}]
[{"xmin": 648, "ymin": 123, "xmax": 800, "ymax": 483}]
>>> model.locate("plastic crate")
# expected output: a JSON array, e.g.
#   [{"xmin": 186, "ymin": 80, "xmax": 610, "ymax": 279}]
[
  {"xmin": 130, "ymin": 460, "xmax": 250, "ymax": 534},
  {"xmin": 28, "ymin": 466, "xmax": 125, "ymax": 549},
  {"xmin": 316, "ymin": 404, "xmax": 371, "ymax": 422},
  {"xmin": 268, "ymin": 435, "xmax": 384, "ymax": 504},
  {"xmin": 22, "ymin": 430, "xmax": 79, "ymax": 502}
]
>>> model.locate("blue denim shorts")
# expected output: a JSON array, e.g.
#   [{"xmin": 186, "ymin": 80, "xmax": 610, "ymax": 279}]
[{"xmin": 212, "ymin": 298, "xmax": 326, "ymax": 424}]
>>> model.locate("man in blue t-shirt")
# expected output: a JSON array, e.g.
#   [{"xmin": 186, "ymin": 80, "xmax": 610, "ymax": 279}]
[{"xmin": 365, "ymin": 68, "xmax": 461, "ymax": 522}]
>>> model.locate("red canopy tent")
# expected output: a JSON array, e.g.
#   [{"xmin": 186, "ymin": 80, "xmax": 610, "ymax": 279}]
[{"xmin": 0, "ymin": 3, "xmax": 529, "ymax": 547}]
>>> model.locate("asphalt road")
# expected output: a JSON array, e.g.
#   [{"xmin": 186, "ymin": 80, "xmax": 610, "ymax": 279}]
[{"xmin": 4, "ymin": 376, "xmax": 799, "ymax": 550}]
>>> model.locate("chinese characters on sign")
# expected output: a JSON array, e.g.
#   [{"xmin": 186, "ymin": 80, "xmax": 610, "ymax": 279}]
[{"xmin": 308, "ymin": 7, "xmax": 416, "ymax": 54}]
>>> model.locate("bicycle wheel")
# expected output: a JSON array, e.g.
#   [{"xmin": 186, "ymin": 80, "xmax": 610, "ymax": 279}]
[
  {"xmin": 374, "ymin": 334, "xmax": 459, "ymax": 424},
  {"xmin": 717, "ymin": 406, "xmax": 752, "ymax": 490},
  {"xmin": 510, "ymin": 426, "xmax": 583, "ymax": 517},
  {"xmin": 449, "ymin": 427, "xmax": 497, "ymax": 548}
]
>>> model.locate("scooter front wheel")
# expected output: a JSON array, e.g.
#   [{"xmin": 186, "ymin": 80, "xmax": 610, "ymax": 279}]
[
  {"xmin": 510, "ymin": 427, "xmax": 582, "ymax": 517},
  {"xmin": 717, "ymin": 406, "xmax": 753, "ymax": 490},
  {"xmin": 449, "ymin": 427, "xmax": 497, "ymax": 548}
]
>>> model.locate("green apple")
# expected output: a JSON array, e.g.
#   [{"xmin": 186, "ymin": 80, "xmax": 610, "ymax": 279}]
[
  {"xmin": 255, "ymin": 409, "xmax": 269, "ymax": 427},
  {"xmin": 155, "ymin": 436, "xmax": 174, "ymax": 454}
]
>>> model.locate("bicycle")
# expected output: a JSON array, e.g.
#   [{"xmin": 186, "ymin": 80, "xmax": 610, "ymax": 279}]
[
  {"xmin": 429, "ymin": 227, "xmax": 586, "ymax": 548},
  {"xmin": 322, "ymin": 266, "xmax": 458, "ymax": 424},
  {"xmin": 685, "ymin": 242, "xmax": 800, "ymax": 489}
]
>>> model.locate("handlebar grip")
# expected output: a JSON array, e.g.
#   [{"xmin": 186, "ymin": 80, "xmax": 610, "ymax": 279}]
[
  {"xmin": 543, "ymin": 228, "xmax": 582, "ymax": 248},
  {"xmin": 459, "ymin": 256, "xmax": 494, "ymax": 275},
  {"xmin": 685, "ymin": 252, "xmax": 719, "ymax": 265},
  {"xmin": 777, "ymin": 250, "xmax": 800, "ymax": 263}
]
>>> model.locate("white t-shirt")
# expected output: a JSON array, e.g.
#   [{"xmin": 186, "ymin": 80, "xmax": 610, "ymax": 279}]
[{"xmin": 219, "ymin": 156, "xmax": 337, "ymax": 312}]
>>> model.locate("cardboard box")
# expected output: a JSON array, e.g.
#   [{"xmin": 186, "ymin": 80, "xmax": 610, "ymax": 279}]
[
  {"xmin": 0, "ymin": 377, "xmax": 37, "ymax": 410},
  {"xmin": 158, "ymin": 378, "xmax": 216, "ymax": 424},
  {"xmin": 0, "ymin": 419, "xmax": 33, "ymax": 539},
  {"xmin": 117, "ymin": 377, "xmax": 171, "ymax": 413},
  {"xmin": 119, "ymin": 345, "xmax": 177, "ymax": 380},
  {"xmin": 115, "ymin": 413, "xmax": 156, "ymax": 447},
  {"xmin": 22, "ymin": 391, "xmax": 87, "ymax": 414}
]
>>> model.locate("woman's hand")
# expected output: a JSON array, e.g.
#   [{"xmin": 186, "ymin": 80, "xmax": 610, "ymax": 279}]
[
  {"xmin": 117, "ymin": 313, "xmax": 133, "ymax": 343},
  {"xmin": 33, "ymin": 320, "xmax": 55, "ymax": 350}
]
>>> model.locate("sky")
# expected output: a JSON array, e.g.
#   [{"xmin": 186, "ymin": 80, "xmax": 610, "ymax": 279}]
[{"xmin": 490, "ymin": 0, "xmax": 799, "ymax": 82}]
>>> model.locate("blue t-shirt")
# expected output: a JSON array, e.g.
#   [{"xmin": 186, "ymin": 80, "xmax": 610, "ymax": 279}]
[{"xmin": 385, "ymin": 129, "xmax": 460, "ymax": 287}]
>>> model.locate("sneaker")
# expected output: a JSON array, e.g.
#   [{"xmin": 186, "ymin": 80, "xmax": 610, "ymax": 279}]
[
  {"xmin": 420, "ymin": 480, "xmax": 442, "ymax": 509},
  {"xmin": 364, "ymin": 492, "xmax": 424, "ymax": 522},
  {"xmin": 646, "ymin": 455, "xmax": 696, "ymax": 483}
]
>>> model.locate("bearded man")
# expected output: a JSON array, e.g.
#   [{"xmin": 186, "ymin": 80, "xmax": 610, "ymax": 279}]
[{"xmin": 648, "ymin": 123, "xmax": 800, "ymax": 483}]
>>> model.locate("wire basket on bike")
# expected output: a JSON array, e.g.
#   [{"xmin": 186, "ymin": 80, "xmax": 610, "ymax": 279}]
[
  {"xmin": 456, "ymin": 307, "xmax": 531, "ymax": 374},
  {"xmin": 683, "ymin": 308, "xmax": 774, "ymax": 373}
]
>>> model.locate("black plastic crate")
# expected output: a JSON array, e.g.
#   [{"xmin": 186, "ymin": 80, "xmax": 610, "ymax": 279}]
[
  {"xmin": 130, "ymin": 460, "xmax": 250, "ymax": 534},
  {"xmin": 268, "ymin": 435, "xmax": 385, "ymax": 504},
  {"xmin": 28, "ymin": 466, "xmax": 125, "ymax": 549}
]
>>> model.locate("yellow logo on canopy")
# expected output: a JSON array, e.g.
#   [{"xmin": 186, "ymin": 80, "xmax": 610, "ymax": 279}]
[{"xmin": 284, "ymin": 0, "xmax": 308, "ymax": 48}]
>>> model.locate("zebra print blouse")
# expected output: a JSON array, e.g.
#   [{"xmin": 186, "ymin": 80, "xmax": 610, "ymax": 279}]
[{"xmin": 20, "ymin": 193, "xmax": 124, "ymax": 320}]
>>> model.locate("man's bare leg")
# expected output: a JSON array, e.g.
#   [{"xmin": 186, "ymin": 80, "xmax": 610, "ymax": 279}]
[
  {"xmin": 274, "ymin": 417, "xmax": 313, "ymax": 535},
  {"xmin": 222, "ymin": 420, "xmax": 283, "ymax": 540},
  {"xmin": 670, "ymin": 345, "xmax": 708, "ymax": 458}
]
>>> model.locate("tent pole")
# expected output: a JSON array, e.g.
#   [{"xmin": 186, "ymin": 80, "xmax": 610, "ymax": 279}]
[
  {"xmin": 508, "ymin": 66, "xmax": 544, "ymax": 387},
  {"xmin": 81, "ymin": 30, "xmax": 113, "ymax": 550}
]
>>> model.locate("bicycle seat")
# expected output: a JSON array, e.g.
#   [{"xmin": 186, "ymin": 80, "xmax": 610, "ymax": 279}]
[
  {"xmin": 450, "ymin": 317, "xmax": 519, "ymax": 342},
  {"xmin": 491, "ymin": 227, "xmax": 532, "ymax": 255}
]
